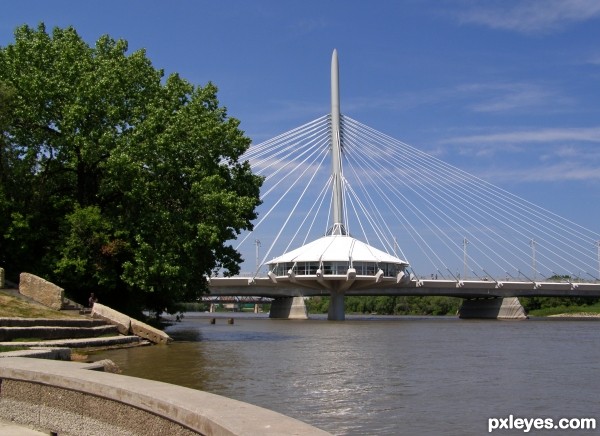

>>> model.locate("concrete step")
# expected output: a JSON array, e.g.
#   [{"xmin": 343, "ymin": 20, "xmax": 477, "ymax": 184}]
[
  {"xmin": 60, "ymin": 296, "xmax": 85, "ymax": 311},
  {"xmin": 59, "ymin": 308, "xmax": 92, "ymax": 316},
  {"xmin": 0, "ymin": 335, "xmax": 144, "ymax": 349},
  {"xmin": 0, "ymin": 317, "xmax": 108, "ymax": 327},
  {"xmin": 0, "ymin": 347, "xmax": 71, "ymax": 360},
  {"xmin": 0, "ymin": 325, "xmax": 119, "ymax": 342}
]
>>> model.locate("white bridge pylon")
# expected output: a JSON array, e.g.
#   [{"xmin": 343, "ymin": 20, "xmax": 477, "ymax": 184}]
[{"xmin": 209, "ymin": 50, "xmax": 600, "ymax": 320}]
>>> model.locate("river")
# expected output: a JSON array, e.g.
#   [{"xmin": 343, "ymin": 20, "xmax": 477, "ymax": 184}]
[{"xmin": 93, "ymin": 314, "xmax": 600, "ymax": 435}]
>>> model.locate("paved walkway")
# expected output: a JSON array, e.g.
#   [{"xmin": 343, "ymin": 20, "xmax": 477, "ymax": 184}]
[{"xmin": 0, "ymin": 419, "xmax": 48, "ymax": 435}]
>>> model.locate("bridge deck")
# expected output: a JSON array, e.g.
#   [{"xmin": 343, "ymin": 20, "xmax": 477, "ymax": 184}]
[{"xmin": 208, "ymin": 276, "xmax": 600, "ymax": 299}]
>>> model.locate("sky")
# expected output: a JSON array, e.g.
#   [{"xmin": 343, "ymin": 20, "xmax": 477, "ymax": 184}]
[{"xmin": 2, "ymin": 0, "xmax": 600, "ymax": 271}]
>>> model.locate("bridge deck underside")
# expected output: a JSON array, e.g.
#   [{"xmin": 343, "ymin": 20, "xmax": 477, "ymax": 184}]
[{"xmin": 208, "ymin": 277, "xmax": 600, "ymax": 299}]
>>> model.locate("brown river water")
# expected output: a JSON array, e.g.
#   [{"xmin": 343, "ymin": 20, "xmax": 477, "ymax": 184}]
[{"xmin": 93, "ymin": 314, "xmax": 600, "ymax": 435}]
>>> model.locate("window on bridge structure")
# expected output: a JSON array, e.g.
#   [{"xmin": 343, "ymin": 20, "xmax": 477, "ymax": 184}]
[
  {"xmin": 320, "ymin": 261, "xmax": 351, "ymax": 275},
  {"xmin": 271, "ymin": 263, "xmax": 295, "ymax": 276},
  {"xmin": 354, "ymin": 263, "xmax": 364, "ymax": 275},
  {"xmin": 297, "ymin": 263, "xmax": 306, "ymax": 275},
  {"xmin": 294, "ymin": 262, "xmax": 319, "ymax": 275},
  {"xmin": 353, "ymin": 262, "xmax": 379, "ymax": 276},
  {"xmin": 366, "ymin": 263, "xmax": 376, "ymax": 275},
  {"xmin": 380, "ymin": 263, "xmax": 399, "ymax": 277}
]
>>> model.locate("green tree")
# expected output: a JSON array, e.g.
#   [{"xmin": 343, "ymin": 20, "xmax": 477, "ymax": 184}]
[
  {"xmin": 0, "ymin": 81, "xmax": 16, "ymax": 250},
  {"xmin": 0, "ymin": 24, "xmax": 262, "ymax": 316}
]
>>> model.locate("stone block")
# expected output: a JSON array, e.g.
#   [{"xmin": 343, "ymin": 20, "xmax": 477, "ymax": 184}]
[
  {"xmin": 19, "ymin": 273, "xmax": 64, "ymax": 310},
  {"xmin": 130, "ymin": 318, "xmax": 172, "ymax": 344},
  {"xmin": 91, "ymin": 303, "xmax": 131, "ymax": 335}
]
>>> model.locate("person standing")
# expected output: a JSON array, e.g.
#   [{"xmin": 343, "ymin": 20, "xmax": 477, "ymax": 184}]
[{"xmin": 88, "ymin": 292, "xmax": 98, "ymax": 308}]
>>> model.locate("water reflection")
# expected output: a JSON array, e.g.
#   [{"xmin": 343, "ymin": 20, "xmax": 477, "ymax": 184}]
[
  {"xmin": 94, "ymin": 341, "xmax": 210, "ymax": 391},
  {"xmin": 93, "ymin": 315, "xmax": 600, "ymax": 435}
]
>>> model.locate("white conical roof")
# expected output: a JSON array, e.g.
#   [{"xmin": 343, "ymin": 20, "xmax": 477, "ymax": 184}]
[{"xmin": 267, "ymin": 235, "xmax": 408, "ymax": 266}]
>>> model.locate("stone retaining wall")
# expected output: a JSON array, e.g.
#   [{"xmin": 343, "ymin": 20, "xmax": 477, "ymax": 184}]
[{"xmin": 0, "ymin": 357, "xmax": 331, "ymax": 436}]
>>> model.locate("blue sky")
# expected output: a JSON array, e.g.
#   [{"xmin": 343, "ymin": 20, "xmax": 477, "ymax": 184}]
[{"xmin": 2, "ymin": 1, "xmax": 600, "ymax": 270}]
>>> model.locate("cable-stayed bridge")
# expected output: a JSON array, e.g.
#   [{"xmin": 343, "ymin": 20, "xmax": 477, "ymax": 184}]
[{"xmin": 209, "ymin": 50, "xmax": 600, "ymax": 320}]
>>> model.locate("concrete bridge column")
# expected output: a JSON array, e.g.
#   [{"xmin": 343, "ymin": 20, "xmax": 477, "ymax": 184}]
[
  {"xmin": 269, "ymin": 297, "xmax": 308, "ymax": 319},
  {"xmin": 328, "ymin": 291, "xmax": 345, "ymax": 321},
  {"xmin": 254, "ymin": 304, "xmax": 259, "ymax": 314},
  {"xmin": 458, "ymin": 297, "xmax": 527, "ymax": 320},
  {"xmin": 209, "ymin": 303, "xmax": 216, "ymax": 313}
]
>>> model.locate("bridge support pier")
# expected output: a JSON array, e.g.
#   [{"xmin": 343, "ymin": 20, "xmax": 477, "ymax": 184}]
[
  {"xmin": 328, "ymin": 291, "xmax": 345, "ymax": 321},
  {"xmin": 269, "ymin": 297, "xmax": 308, "ymax": 319},
  {"xmin": 458, "ymin": 297, "xmax": 527, "ymax": 320}
]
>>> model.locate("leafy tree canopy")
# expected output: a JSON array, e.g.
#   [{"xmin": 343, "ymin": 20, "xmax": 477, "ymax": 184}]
[{"xmin": 0, "ymin": 23, "xmax": 262, "ymax": 316}]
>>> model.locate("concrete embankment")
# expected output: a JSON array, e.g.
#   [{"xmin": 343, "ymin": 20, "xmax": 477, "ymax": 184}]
[
  {"xmin": 0, "ymin": 316, "xmax": 146, "ymax": 351},
  {"xmin": 4, "ymin": 272, "xmax": 172, "ymax": 345},
  {"xmin": 0, "ymin": 324, "xmax": 118, "ymax": 341},
  {"xmin": 0, "ymin": 357, "xmax": 331, "ymax": 436},
  {"xmin": 0, "ymin": 318, "xmax": 107, "ymax": 327},
  {"xmin": 0, "ymin": 335, "xmax": 143, "ymax": 350},
  {"xmin": 0, "ymin": 347, "xmax": 71, "ymax": 360}
]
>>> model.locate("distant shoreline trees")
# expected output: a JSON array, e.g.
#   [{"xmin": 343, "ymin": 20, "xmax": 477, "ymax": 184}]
[
  {"xmin": 306, "ymin": 295, "xmax": 600, "ymax": 316},
  {"xmin": 306, "ymin": 296, "xmax": 462, "ymax": 316}
]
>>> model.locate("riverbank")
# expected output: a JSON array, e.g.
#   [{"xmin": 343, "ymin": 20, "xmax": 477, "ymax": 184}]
[
  {"xmin": 526, "ymin": 301, "xmax": 600, "ymax": 317},
  {"xmin": 0, "ymin": 290, "xmax": 161, "ymax": 356},
  {"xmin": 0, "ymin": 288, "xmax": 332, "ymax": 435},
  {"xmin": 0, "ymin": 289, "xmax": 83, "ymax": 319}
]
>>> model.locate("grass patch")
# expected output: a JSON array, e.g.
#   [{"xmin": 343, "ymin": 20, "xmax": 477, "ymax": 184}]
[
  {"xmin": 528, "ymin": 302, "xmax": 600, "ymax": 317},
  {"xmin": 0, "ymin": 345, "xmax": 28, "ymax": 352},
  {"xmin": 0, "ymin": 290, "xmax": 83, "ymax": 319},
  {"xmin": 9, "ymin": 337, "xmax": 43, "ymax": 342}
]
